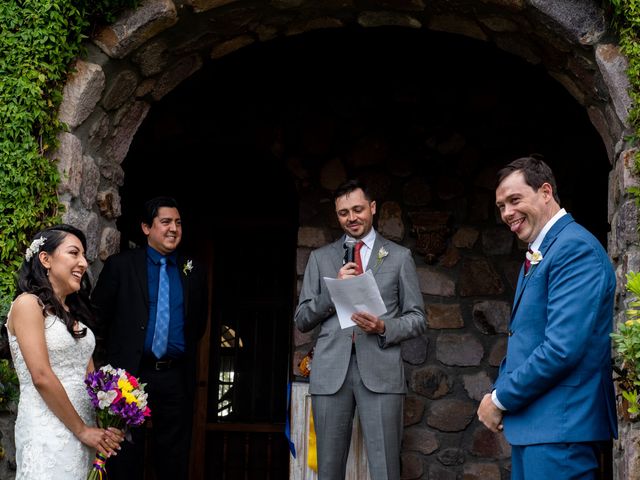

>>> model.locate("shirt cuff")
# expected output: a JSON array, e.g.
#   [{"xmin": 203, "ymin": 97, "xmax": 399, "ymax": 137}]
[{"xmin": 492, "ymin": 390, "xmax": 507, "ymax": 411}]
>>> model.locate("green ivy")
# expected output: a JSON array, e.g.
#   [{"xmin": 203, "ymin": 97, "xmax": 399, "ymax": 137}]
[
  {"xmin": 0, "ymin": 359, "xmax": 19, "ymax": 410},
  {"xmin": 606, "ymin": 5, "xmax": 640, "ymax": 414},
  {"xmin": 0, "ymin": 1, "xmax": 137, "ymax": 322},
  {"xmin": 612, "ymin": 271, "xmax": 640, "ymax": 414}
]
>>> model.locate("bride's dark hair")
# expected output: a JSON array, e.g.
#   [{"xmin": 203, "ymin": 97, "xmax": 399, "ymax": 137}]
[{"xmin": 16, "ymin": 224, "xmax": 95, "ymax": 337}]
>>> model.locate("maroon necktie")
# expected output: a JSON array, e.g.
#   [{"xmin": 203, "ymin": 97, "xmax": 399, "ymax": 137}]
[
  {"xmin": 355, "ymin": 241, "xmax": 364, "ymax": 274},
  {"xmin": 352, "ymin": 241, "xmax": 365, "ymax": 343},
  {"xmin": 524, "ymin": 248, "xmax": 533, "ymax": 275}
]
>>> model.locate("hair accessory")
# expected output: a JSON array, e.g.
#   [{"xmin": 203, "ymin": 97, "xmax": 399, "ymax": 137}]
[{"xmin": 25, "ymin": 236, "xmax": 47, "ymax": 261}]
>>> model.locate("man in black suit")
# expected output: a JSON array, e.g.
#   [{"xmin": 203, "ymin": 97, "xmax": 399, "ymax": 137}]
[{"xmin": 92, "ymin": 196, "xmax": 208, "ymax": 480}]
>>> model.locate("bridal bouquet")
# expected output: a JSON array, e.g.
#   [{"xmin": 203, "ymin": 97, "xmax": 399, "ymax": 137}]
[{"xmin": 85, "ymin": 365, "xmax": 152, "ymax": 479}]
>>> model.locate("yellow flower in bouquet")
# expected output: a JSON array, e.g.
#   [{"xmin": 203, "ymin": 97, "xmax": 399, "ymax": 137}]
[{"xmin": 85, "ymin": 365, "xmax": 151, "ymax": 479}]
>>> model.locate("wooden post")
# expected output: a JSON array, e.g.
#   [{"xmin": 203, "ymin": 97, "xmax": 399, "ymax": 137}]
[{"xmin": 288, "ymin": 382, "xmax": 371, "ymax": 480}]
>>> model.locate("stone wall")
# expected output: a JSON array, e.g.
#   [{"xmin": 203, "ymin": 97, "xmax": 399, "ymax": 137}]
[
  {"xmin": 285, "ymin": 119, "xmax": 614, "ymax": 478},
  {"xmin": 49, "ymin": 1, "xmax": 635, "ymax": 278}
]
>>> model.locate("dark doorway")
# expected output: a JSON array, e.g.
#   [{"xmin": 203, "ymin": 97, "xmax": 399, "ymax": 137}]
[
  {"xmin": 120, "ymin": 49, "xmax": 299, "ymax": 478},
  {"xmin": 204, "ymin": 219, "xmax": 296, "ymax": 480},
  {"xmin": 202, "ymin": 156, "xmax": 297, "ymax": 480}
]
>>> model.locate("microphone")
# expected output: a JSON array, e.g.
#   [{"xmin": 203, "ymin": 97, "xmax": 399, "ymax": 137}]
[{"xmin": 343, "ymin": 239, "xmax": 356, "ymax": 264}]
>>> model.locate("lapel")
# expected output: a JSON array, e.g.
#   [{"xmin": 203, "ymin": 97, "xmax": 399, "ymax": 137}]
[
  {"xmin": 367, "ymin": 234, "xmax": 388, "ymax": 276},
  {"xmin": 510, "ymin": 213, "xmax": 574, "ymax": 319},
  {"xmin": 332, "ymin": 239, "xmax": 346, "ymax": 273},
  {"xmin": 177, "ymin": 254, "xmax": 190, "ymax": 317},
  {"xmin": 133, "ymin": 249, "xmax": 150, "ymax": 309}
]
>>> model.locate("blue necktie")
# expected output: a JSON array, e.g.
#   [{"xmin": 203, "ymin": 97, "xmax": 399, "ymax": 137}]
[{"xmin": 152, "ymin": 257, "xmax": 170, "ymax": 359}]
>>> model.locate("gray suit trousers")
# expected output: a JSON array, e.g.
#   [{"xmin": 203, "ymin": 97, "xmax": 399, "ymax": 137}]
[{"xmin": 312, "ymin": 352, "xmax": 403, "ymax": 480}]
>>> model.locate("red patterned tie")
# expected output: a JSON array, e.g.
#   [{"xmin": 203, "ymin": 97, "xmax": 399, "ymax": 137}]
[
  {"xmin": 355, "ymin": 241, "xmax": 364, "ymax": 274},
  {"xmin": 352, "ymin": 241, "xmax": 365, "ymax": 343},
  {"xmin": 524, "ymin": 248, "xmax": 533, "ymax": 275}
]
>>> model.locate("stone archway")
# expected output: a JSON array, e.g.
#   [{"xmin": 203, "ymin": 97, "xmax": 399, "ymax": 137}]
[{"xmin": 50, "ymin": 1, "xmax": 639, "ymax": 479}]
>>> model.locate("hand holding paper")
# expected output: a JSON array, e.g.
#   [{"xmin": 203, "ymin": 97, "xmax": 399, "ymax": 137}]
[{"xmin": 323, "ymin": 270, "xmax": 387, "ymax": 328}]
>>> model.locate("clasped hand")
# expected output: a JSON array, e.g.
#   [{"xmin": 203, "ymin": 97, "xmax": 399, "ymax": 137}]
[
  {"xmin": 80, "ymin": 425, "xmax": 125, "ymax": 458},
  {"xmin": 477, "ymin": 393, "xmax": 504, "ymax": 433}
]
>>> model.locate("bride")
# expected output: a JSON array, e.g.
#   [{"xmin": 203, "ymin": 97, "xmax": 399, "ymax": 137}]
[{"xmin": 6, "ymin": 224, "xmax": 123, "ymax": 479}]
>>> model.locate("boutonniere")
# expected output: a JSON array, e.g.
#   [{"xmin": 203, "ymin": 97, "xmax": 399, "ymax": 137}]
[
  {"xmin": 526, "ymin": 249, "xmax": 543, "ymax": 265},
  {"xmin": 182, "ymin": 260, "xmax": 193, "ymax": 275},
  {"xmin": 376, "ymin": 247, "xmax": 389, "ymax": 266},
  {"xmin": 525, "ymin": 250, "xmax": 543, "ymax": 276}
]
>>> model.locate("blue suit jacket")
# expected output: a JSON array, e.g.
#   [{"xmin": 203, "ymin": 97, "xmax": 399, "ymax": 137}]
[{"xmin": 494, "ymin": 214, "xmax": 618, "ymax": 445}]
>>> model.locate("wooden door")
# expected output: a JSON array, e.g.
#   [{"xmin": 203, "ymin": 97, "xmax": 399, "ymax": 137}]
[{"xmin": 191, "ymin": 220, "xmax": 297, "ymax": 480}]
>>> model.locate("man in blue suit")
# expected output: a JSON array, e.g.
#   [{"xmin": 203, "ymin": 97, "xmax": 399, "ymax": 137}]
[{"xmin": 477, "ymin": 156, "xmax": 618, "ymax": 479}]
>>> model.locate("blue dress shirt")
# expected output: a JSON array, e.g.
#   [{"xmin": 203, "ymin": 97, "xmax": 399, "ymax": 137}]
[{"xmin": 144, "ymin": 246, "xmax": 186, "ymax": 359}]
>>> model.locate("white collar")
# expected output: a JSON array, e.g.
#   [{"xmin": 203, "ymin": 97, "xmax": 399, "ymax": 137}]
[
  {"xmin": 530, "ymin": 208, "xmax": 567, "ymax": 252},
  {"xmin": 346, "ymin": 228, "xmax": 376, "ymax": 250}
]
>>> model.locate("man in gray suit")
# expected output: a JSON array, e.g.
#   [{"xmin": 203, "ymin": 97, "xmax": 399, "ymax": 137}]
[{"xmin": 295, "ymin": 179, "xmax": 426, "ymax": 480}]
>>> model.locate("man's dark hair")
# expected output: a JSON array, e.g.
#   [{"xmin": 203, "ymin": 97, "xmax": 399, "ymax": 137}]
[
  {"xmin": 142, "ymin": 196, "xmax": 180, "ymax": 226},
  {"xmin": 332, "ymin": 179, "xmax": 372, "ymax": 202},
  {"xmin": 497, "ymin": 156, "xmax": 561, "ymax": 204}
]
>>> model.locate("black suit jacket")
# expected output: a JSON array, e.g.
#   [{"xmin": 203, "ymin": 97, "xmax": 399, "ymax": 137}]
[{"xmin": 91, "ymin": 248, "xmax": 208, "ymax": 395}]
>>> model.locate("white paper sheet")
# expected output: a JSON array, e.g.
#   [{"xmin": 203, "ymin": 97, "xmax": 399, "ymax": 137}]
[{"xmin": 323, "ymin": 270, "xmax": 387, "ymax": 329}]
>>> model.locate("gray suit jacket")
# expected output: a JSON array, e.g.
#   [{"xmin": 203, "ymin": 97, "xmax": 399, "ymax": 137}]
[{"xmin": 295, "ymin": 232, "xmax": 426, "ymax": 395}]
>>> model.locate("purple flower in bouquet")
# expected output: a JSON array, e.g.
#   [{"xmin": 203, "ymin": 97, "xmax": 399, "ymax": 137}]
[{"xmin": 85, "ymin": 365, "xmax": 151, "ymax": 479}]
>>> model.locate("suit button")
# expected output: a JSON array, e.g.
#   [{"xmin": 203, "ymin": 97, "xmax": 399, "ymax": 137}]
[{"xmin": 140, "ymin": 325, "xmax": 145, "ymax": 330}]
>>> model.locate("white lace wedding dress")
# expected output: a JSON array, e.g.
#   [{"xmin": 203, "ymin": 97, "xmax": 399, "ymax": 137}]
[{"xmin": 8, "ymin": 309, "xmax": 96, "ymax": 479}]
